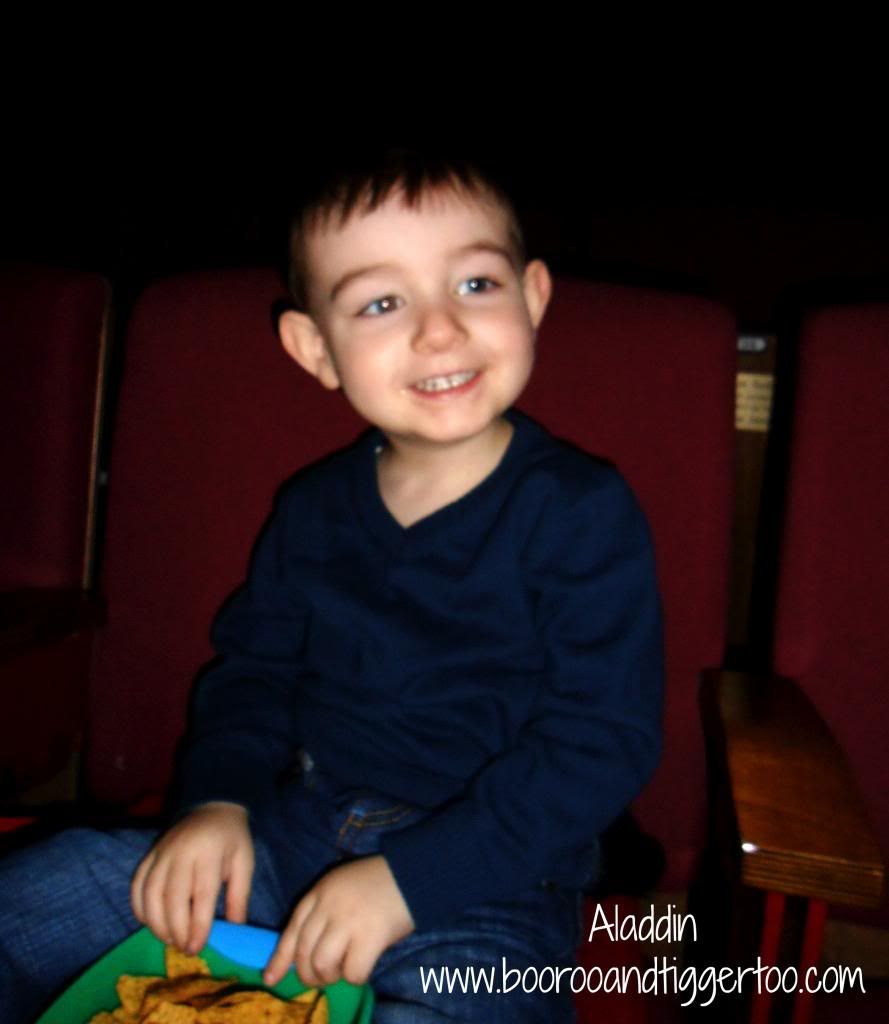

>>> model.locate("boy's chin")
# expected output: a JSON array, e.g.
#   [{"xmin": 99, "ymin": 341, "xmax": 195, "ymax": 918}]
[{"xmin": 382, "ymin": 418, "xmax": 510, "ymax": 452}]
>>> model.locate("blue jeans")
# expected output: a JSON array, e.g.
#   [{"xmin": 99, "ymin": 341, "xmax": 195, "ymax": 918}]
[{"xmin": 0, "ymin": 765, "xmax": 584, "ymax": 1022}]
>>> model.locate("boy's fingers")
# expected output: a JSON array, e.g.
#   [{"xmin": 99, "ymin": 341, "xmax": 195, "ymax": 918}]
[
  {"xmin": 164, "ymin": 858, "xmax": 197, "ymax": 951},
  {"xmin": 294, "ymin": 910, "xmax": 330, "ymax": 988},
  {"xmin": 224, "ymin": 845, "xmax": 254, "ymax": 925},
  {"xmin": 140, "ymin": 855, "xmax": 170, "ymax": 941},
  {"xmin": 263, "ymin": 928, "xmax": 299, "ymax": 987},
  {"xmin": 288, "ymin": 890, "xmax": 316, "ymax": 937},
  {"xmin": 263, "ymin": 893, "xmax": 316, "ymax": 986},
  {"xmin": 189, "ymin": 860, "xmax": 223, "ymax": 955},
  {"xmin": 342, "ymin": 936, "xmax": 379, "ymax": 987},
  {"xmin": 310, "ymin": 925, "xmax": 349, "ymax": 985},
  {"xmin": 130, "ymin": 852, "xmax": 154, "ymax": 923}
]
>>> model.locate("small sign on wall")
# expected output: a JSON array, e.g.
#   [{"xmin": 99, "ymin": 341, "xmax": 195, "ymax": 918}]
[{"xmin": 735, "ymin": 372, "xmax": 774, "ymax": 433}]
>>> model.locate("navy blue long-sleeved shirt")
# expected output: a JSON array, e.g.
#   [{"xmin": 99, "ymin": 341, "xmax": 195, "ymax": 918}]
[{"xmin": 176, "ymin": 408, "xmax": 664, "ymax": 928}]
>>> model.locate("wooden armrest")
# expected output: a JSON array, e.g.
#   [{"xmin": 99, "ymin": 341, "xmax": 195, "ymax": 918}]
[
  {"xmin": 0, "ymin": 588, "xmax": 104, "ymax": 662},
  {"xmin": 700, "ymin": 669, "xmax": 885, "ymax": 909}
]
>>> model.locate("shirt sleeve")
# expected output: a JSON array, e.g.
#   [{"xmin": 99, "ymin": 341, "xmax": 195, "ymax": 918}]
[
  {"xmin": 172, "ymin": 485, "xmax": 307, "ymax": 819},
  {"xmin": 379, "ymin": 465, "xmax": 664, "ymax": 929}
]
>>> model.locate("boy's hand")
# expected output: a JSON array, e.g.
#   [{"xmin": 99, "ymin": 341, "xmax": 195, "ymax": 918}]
[
  {"xmin": 130, "ymin": 801, "xmax": 254, "ymax": 955},
  {"xmin": 263, "ymin": 855, "xmax": 414, "ymax": 988}
]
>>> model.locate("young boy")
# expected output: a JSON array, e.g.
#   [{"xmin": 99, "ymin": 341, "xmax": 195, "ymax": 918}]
[{"xmin": 0, "ymin": 149, "xmax": 663, "ymax": 1022}]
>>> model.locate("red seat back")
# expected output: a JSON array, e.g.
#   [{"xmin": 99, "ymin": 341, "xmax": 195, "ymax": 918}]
[
  {"xmin": 521, "ymin": 279, "xmax": 737, "ymax": 888},
  {"xmin": 87, "ymin": 272, "xmax": 737, "ymax": 898},
  {"xmin": 87, "ymin": 270, "xmax": 363, "ymax": 801},
  {"xmin": 0, "ymin": 264, "xmax": 109, "ymax": 589},
  {"xmin": 772, "ymin": 303, "xmax": 889, "ymax": 921}
]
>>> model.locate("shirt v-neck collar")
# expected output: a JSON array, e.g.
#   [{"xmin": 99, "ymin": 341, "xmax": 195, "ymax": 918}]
[{"xmin": 352, "ymin": 408, "xmax": 533, "ymax": 555}]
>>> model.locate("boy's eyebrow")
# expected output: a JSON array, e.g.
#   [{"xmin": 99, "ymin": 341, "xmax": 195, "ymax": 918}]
[{"xmin": 328, "ymin": 241, "xmax": 516, "ymax": 303}]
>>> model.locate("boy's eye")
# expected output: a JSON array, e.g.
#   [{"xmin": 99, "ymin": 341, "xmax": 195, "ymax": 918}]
[
  {"xmin": 457, "ymin": 276, "xmax": 498, "ymax": 296},
  {"xmin": 360, "ymin": 295, "xmax": 402, "ymax": 317}
]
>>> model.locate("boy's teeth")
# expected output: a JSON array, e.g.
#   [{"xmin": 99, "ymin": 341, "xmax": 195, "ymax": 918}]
[{"xmin": 413, "ymin": 371, "xmax": 477, "ymax": 392}]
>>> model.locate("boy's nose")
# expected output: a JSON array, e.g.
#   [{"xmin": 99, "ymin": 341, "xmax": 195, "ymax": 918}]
[{"xmin": 411, "ymin": 303, "xmax": 468, "ymax": 353}]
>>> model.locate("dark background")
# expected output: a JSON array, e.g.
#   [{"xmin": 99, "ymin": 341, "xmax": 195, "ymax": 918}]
[{"xmin": 4, "ymin": 112, "xmax": 889, "ymax": 332}]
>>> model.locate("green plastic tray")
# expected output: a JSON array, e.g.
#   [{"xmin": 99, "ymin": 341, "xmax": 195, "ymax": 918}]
[{"xmin": 35, "ymin": 923, "xmax": 374, "ymax": 1023}]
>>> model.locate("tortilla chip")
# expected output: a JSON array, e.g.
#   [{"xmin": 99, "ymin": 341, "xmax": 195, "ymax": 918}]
[
  {"xmin": 89, "ymin": 946, "xmax": 333, "ymax": 1024},
  {"xmin": 287, "ymin": 1005, "xmax": 317, "ymax": 1024},
  {"xmin": 143, "ymin": 1003, "xmax": 199, "ymax": 1023},
  {"xmin": 117, "ymin": 974, "xmax": 163, "ymax": 1015},
  {"xmin": 165, "ymin": 947, "xmax": 212, "ymax": 978},
  {"xmin": 195, "ymin": 990, "xmax": 294, "ymax": 1022},
  {"xmin": 307, "ymin": 993, "xmax": 330, "ymax": 1024},
  {"xmin": 142, "ymin": 975, "xmax": 238, "ymax": 1013}
]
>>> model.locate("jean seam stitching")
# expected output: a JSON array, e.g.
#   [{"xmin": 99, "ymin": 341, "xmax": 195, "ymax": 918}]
[{"xmin": 335, "ymin": 806, "xmax": 415, "ymax": 852}]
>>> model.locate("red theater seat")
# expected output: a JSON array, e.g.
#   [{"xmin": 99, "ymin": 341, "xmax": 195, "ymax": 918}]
[
  {"xmin": 0, "ymin": 264, "xmax": 110, "ymax": 797},
  {"xmin": 702, "ymin": 303, "xmax": 887, "ymax": 1024},
  {"xmin": 771, "ymin": 303, "xmax": 889, "ymax": 930},
  {"xmin": 522, "ymin": 279, "xmax": 737, "ymax": 900},
  {"xmin": 85, "ymin": 269, "xmax": 365, "ymax": 803},
  {"xmin": 0, "ymin": 264, "xmax": 110, "ymax": 592}
]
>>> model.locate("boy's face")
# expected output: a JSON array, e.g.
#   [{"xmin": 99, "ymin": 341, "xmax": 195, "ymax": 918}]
[{"xmin": 279, "ymin": 184, "xmax": 551, "ymax": 456}]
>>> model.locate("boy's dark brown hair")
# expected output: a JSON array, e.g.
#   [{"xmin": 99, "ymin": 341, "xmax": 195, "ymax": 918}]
[{"xmin": 286, "ymin": 144, "xmax": 528, "ymax": 314}]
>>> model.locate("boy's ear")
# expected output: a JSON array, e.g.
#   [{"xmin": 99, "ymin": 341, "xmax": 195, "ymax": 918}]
[
  {"xmin": 522, "ymin": 259, "xmax": 553, "ymax": 330},
  {"xmin": 278, "ymin": 310, "xmax": 341, "ymax": 390}
]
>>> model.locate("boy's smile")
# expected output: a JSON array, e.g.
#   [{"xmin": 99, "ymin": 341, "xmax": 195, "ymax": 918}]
[{"xmin": 279, "ymin": 183, "xmax": 551, "ymax": 467}]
